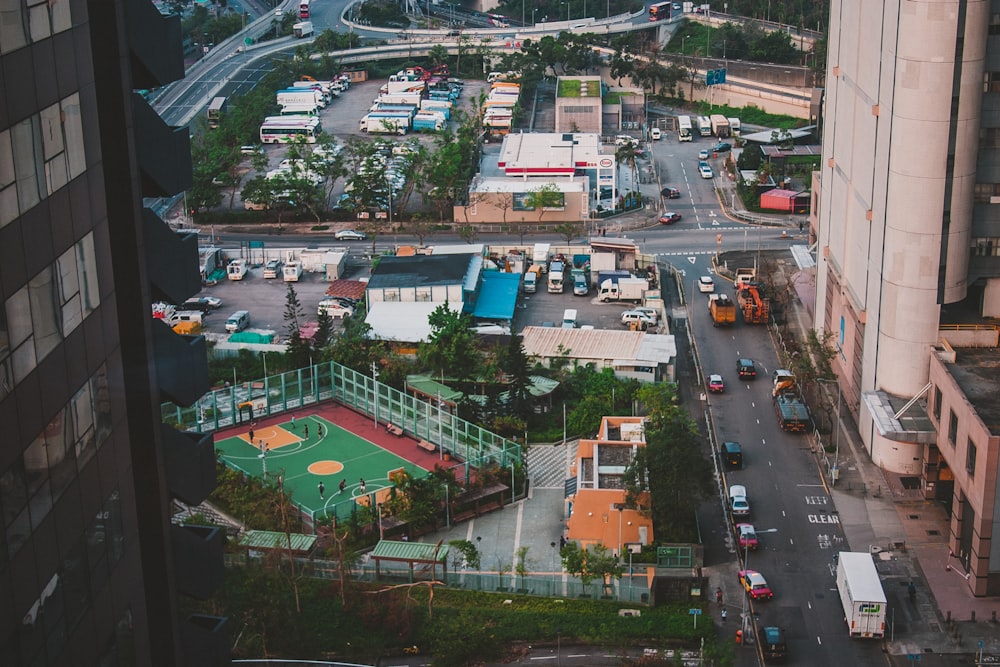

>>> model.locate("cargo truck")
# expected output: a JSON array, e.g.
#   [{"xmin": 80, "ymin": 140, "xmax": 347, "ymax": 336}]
[
  {"xmin": 277, "ymin": 88, "xmax": 324, "ymax": 108},
  {"xmin": 376, "ymin": 92, "xmax": 423, "ymax": 106},
  {"xmin": 708, "ymin": 293, "xmax": 736, "ymax": 326},
  {"xmin": 771, "ymin": 369, "xmax": 810, "ymax": 432},
  {"xmin": 598, "ymin": 277, "xmax": 647, "ymax": 302},
  {"xmin": 532, "ymin": 244, "xmax": 550, "ymax": 272},
  {"xmin": 412, "ymin": 112, "xmax": 444, "ymax": 132},
  {"xmin": 293, "ymin": 21, "xmax": 313, "ymax": 37},
  {"xmin": 369, "ymin": 102, "xmax": 419, "ymax": 116},
  {"xmin": 359, "ymin": 114, "xmax": 409, "ymax": 135},
  {"xmin": 836, "ymin": 552, "xmax": 887, "ymax": 638},
  {"xmin": 710, "ymin": 114, "xmax": 730, "ymax": 138}
]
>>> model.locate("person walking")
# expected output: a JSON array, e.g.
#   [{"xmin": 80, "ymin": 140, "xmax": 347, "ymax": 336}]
[
  {"xmin": 721, "ymin": 608, "xmax": 727, "ymax": 623},
  {"xmin": 318, "ymin": 482, "xmax": 325, "ymax": 499},
  {"xmin": 716, "ymin": 587, "xmax": 723, "ymax": 606},
  {"xmin": 318, "ymin": 424, "xmax": 324, "ymax": 438},
  {"xmin": 304, "ymin": 424, "xmax": 309, "ymax": 439},
  {"xmin": 248, "ymin": 428, "xmax": 255, "ymax": 444},
  {"xmin": 291, "ymin": 414, "xmax": 296, "ymax": 430},
  {"xmin": 338, "ymin": 479, "xmax": 346, "ymax": 495},
  {"xmin": 359, "ymin": 478, "xmax": 367, "ymax": 494}
]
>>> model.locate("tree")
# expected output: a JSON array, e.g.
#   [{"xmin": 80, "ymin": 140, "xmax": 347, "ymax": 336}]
[
  {"xmin": 283, "ymin": 283, "xmax": 311, "ymax": 369},
  {"xmin": 313, "ymin": 308, "xmax": 334, "ymax": 350},
  {"xmin": 554, "ymin": 223, "xmax": 582, "ymax": 243},
  {"xmin": 523, "ymin": 183, "xmax": 563, "ymax": 223},
  {"xmin": 419, "ymin": 303, "xmax": 478, "ymax": 381},
  {"xmin": 560, "ymin": 542, "xmax": 622, "ymax": 596},
  {"xmin": 499, "ymin": 334, "xmax": 532, "ymax": 420}
]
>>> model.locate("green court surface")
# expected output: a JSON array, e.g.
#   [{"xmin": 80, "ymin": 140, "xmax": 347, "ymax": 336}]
[{"xmin": 215, "ymin": 414, "xmax": 426, "ymax": 519}]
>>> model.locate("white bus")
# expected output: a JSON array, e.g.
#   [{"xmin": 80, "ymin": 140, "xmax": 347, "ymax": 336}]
[
  {"xmin": 206, "ymin": 96, "xmax": 226, "ymax": 129},
  {"xmin": 259, "ymin": 117, "xmax": 321, "ymax": 144},
  {"xmin": 677, "ymin": 115, "xmax": 693, "ymax": 142}
]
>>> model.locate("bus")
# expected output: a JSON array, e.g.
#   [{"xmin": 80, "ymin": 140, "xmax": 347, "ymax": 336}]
[
  {"xmin": 206, "ymin": 96, "xmax": 226, "ymax": 129},
  {"xmin": 259, "ymin": 117, "xmax": 321, "ymax": 144},
  {"xmin": 648, "ymin": 2, "xmax": 671, "ymax": 21},
  {"xmin": 488, "ymin": 13, "xmax": 510, "ymax": 27},
  {"xmin": 298, "ymin": 0, "xmax": 310, "ymax": 18},
  {"xmin": 677, "ymin": 115, "xmax": 693, "ymax": 142}
]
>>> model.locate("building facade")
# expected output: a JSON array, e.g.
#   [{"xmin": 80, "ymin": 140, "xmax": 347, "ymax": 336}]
[
  {"xmin": 814, "ymin": 0, "xmax": 1000, "ymax": 595},
  {"xmin": 0, "ymin": 0, "xmax": 226, "ymax": 662}
]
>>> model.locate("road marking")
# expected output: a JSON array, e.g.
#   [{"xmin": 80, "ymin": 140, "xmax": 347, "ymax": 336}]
[{"xmin": 687, "ymin": 256, "xmax": 697, "ymax": 264}]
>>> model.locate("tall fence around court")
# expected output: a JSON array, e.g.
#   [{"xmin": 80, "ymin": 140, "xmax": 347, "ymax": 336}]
[{"xmin": 162, "ymin": 359, "xmax": 523, "ymax": 478}]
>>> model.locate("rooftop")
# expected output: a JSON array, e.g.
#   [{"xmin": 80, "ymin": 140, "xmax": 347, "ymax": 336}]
[
  {"xmin": 949, "ymin": 348, "xmax": 1000, "ymax": 436},
  {"xmin": 367, "ymin": 254, "xmax": 477, "ymax": 289},
  {"xmin": 521, "ymin": 326, "xmax": 675, "ymax": 365}
]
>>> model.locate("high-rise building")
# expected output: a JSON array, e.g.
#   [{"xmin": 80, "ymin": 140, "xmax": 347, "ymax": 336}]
[
  {"xmin": 814, "ymin": 0, "xmax": 1000, "ymax": 594},
  {"xmin": 0, "ymin": 0, "xmax": 227, "ymax": 662}
]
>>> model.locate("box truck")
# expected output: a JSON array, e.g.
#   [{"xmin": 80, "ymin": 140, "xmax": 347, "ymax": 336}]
[
  {"xmin": 293, "ymin": 21, "xmax": 313, "ymax": 37},
  {"xmin": 359, "ymin": 114, "xmax": 409, "ymax": 135},
  {"xmin": 836, "ymin": 552, "xmax": 887, "ymax": 638},
  {"xmin": 598, "ymin": 276, "xmax": 647, "ymax": 302}
]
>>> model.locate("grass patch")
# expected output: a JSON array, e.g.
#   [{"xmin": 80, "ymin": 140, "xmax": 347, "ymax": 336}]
[
  {"xmin": 558, "ymin": 79, "xmax": 581, "ymax": 97},
  {"xmin": 311, "ymin": 224, "xmax": 330, "ymax": 231}
]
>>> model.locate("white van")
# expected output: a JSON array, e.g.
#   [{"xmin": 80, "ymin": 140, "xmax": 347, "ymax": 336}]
[
  {"xmin": 225, "ymin": 310, "xmax": 250, "ymax": 333},
  {"xmin": 650, "ymin": 127, "xmax": 661, "ymax": 140},
  {"xmin": 562, "ymin": 309, "xmax": 578, "ymax": 329},
  {"xmin": 524, "ymin": 271, "xmax": 537, "ymax": 293}
]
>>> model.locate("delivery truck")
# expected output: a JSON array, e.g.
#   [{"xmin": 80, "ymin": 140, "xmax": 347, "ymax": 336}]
[
  {"xmin": 412, "ymin": 112, "xmax": 444, "ymax": 132},
  {"xmin": 708, "ymin": 293, "xmax": 736, "ymax": 326},
  {"xmin": 277, "ymin": 88, "xmax": 324, "ymax": 108},
  {"xmin": 598, "ymin": 277, "xmax": 647, "ymax": 302},
  {"xmin": 293, "ymin": 21, "xmax": 313, "ymax": 37},
  {"xmin": 836, "ymin": 552, "xmax": 887, "ymax": 639}
]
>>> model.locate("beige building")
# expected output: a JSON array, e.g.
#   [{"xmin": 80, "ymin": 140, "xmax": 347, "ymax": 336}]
[
  {"xmin": 814, "ymin": 0, "xmax": 1000, "ymax": 595},
  {"xmin": 554, "ymin": 76, "xmax": 604, "ymax": 133}
]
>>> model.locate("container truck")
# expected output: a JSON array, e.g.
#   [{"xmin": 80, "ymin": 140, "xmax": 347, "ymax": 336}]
[
  {"xmin": 420, "ymin": 99, "xmax": 452, "ymax": 119},
  {"xmin": 598, "ymin": 277, "xmax": 647, "ymax": 302},
  {"xmin": 380, "ymin": 80, "xmax": 426, "ymax": 95},
  {"xmin": 697, "ymin": 115, "xmax": 712, "ymax": 137},
  {"xmin": 277, "ymin": 88, "xmax": 324, "ymax": 108},
  {"xmin": 710, "ymin": 114, "xmax": 730, "ymax": 138},
  {"xmin": 369, "ymin": 102, "xmax": 419, "ymax": 117},
  {"xmin": 836, "ymin": 552, "xmax": 887, "ymax": 639},
  {"xmin": 532, "ymin": 243, "xmax": 550, "ymax": 271},
  {"xmin": 412, "ymin": 112, "xmax": 444, "ymax": 132},
  {"xmin": 376, "ymin": 92, "xmax": 423, "ymax": 106},
  {"xmin": 359, "ymin": 114, "xmax": 410, "ymax": 135},
  {"xmin": 727, "ymin": 117, "xmax": 741, "ymax": 136},
  {"xmin": 293, "ymin": 21, "xmax": 313, "ymax": 37}
]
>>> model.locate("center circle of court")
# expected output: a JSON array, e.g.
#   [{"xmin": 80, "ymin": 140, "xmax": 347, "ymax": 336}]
[{"xmin": 308, "ymin": 460, "xmax": 344, "ymax": 475}]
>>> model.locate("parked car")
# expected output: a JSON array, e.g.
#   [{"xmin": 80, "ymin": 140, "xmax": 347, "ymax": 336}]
[
  {"xmin": 661, "ymin": 187, "xmax": 681, "ymax": 199},
  {"xmin": 698, "ymin": 149, "xmax": 710, "ymax": 160},
  {"xmin": 658, "ymin": 212, "xmax": 682, "ymax": 225},
  {"xmin": 698, "ymin": 276, "xmax": 715, "ymax": 293},
  {"xmin": 737, "ymin": 358, "xmax": 757, "ymax": 379},
  {"xmin": 736, "ymin": 523, "xmax": 759, "ymax": 550},
  {"xmin": 739, "ymin": 569, "xmax": 773, "ymax": 600},
  {"xmin": 335, "ymin": 229, "xmax": 366, "ymax": 241},
  {"xmin": 317, "ymin": 299, "xmax": 354, "ymax": 319},
  {"xmin": 182, "ymin": 297, "xmax": 222, "ymax": 312},
  {"xmin": 708, "ymin": 374, "xmax": 725, "ymax": 393},
  {"xmin": 729, "ymin": 484, "xmax": 750, "ymax": 517},
  {"xmin": 240, "ymin": 145, "xmax": 264, "ymax": 156},
  {"xmin": 632, "ymin": 307, "xmax": 659, "ymax": 324},
  {"xmin": 621, "ymin": 310, "xmax": 656, "ymax": 328},
  {"xmin": 712, "ymin": 142, "xmax": 733, "ymax": 153},
  {"xmin": 699, "ymin": 164, "xmax": 714, "ymax": 179}
]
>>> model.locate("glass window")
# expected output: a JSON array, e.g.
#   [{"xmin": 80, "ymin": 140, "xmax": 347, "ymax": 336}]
[
  {"xmin": 39, "ymin": 101, "xmax": 64, "ymax": 161},
  {"xmin": 72, "ymin": 379, "xmax": 97, "ymax": 469},
  {"xmin": 57, "ymin": 244, "xmax": 82, "ymax": 335},
  {"xmin": 50, "ymin": 0, "xmax": 71, "ymax": 33},
  {"xmin": 26, "ymin": 0, "xmax": 50, "ymax": 42},
  {"xmin": 62, "ymin": 94, "xmax": 86, "ymax": 180},
  {"xmin": 29, "ymin": 265, "xmax": 62, "ymax": 361},
  {"xmin": 948, "ymin": 410, "xmax": 958, "ymax": 445},
  {"xmin": 47, "ymin": 407, "xmax": 77, "ymax": 502},
  {"xmin": 11, "ymin": 117, "xmax": 43, "ymax": 214},
  {"xmin": 0, "ymin": 1, "xmax": 28, "ymax": 54},
  {"xmin": 933, "ymin": 386, "xmax": 941, "ymax": 422},
  {"xmin": 77, "ymin": 232, "xmax": 100, "ymax": 315},
  {"xmin": 967, "ymin": 439, "xmax": 977, "ymax": 476}
]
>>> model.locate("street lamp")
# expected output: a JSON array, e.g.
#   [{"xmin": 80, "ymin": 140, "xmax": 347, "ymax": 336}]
[
  {"xmin": 817, "ymin": 378, "xmax": 842, "ymax": 485},
  {"xmin": 532, "ymin": 7, "xmax": 538, "ymax": 25},
  {"xmin": 682, "ymin": 35, "xmax": 688, "ymax": 56}
]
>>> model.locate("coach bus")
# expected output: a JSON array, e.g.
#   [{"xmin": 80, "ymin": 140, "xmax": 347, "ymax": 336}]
[
  {"xmin": 206, "ymin": 96, "xmax": 227, "ymax": 129},
  {"xmin": 648, "ymin": 2, "xmax": 671, "ymax": 20},
  {"xmin": 677, "ymin": 115, "xmax": 693, "ymax": 142},
  {"xmin": 298, "ymin": 0, "xmax": 310, "ymax": 18},
  {"xmin": 259, "ymin": 116, "xmax": 321, "ymax": 144}
]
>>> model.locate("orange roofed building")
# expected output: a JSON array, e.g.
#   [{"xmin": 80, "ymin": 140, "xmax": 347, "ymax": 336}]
[{"xmin": 566, "ymin": 416, "xmax": 653, "ymax": 555}]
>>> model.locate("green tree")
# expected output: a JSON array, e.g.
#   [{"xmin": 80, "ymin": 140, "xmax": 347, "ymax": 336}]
[
  {"xmin": 523, "ymin": 183, "xmax": 563, "ymax": 223},
  {"xmin": 499, "ymin": 334, "xmax": 532, "ymax": 420},
  {"xmin": 419, "ymin": 304, "xmax": 478, "ymax": 381},
  {"xmin": 560, "ymin": 542, "xmax": 622, "ymax": 596},
  {"xmin": 283, "ymin": 283, "xmax": 312, "ymax": 369},
  {"xmin": 313, "ymin": 308, "xmax": 334, "ymax": 350}
]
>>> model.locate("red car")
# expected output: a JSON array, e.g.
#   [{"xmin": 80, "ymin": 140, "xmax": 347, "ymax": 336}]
[
  {"xmin": 659, "ymin": 212, "xmax": 682, "ymax": 225},
  {"xmin": 739, "ymin": 569, "xmax": 773, "ymax": 600},
  {"xmin": 708, "ymin": 374, "xmax": 725, "ymax": 393},
  {"xmin": 736, "ymin": 523, "xmax": 759, "ymax": 550}
]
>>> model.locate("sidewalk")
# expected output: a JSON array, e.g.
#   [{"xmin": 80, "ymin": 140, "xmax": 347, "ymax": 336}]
[{"xmin": 784, "ymin": 258, "xmax": 1000, "ymax": 664}]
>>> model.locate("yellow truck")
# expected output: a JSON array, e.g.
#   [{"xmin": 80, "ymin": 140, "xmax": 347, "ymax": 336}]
[{"xmin": 709, "ymin": 294, "xmax": 737, "ymax": 326}]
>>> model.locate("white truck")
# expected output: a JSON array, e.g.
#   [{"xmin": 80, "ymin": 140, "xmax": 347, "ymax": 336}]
[
  {"xmin": 359, "ymin": 114, "xmax": 409, "ymax": 135},
  {"xmin": 532, "ymin": 243, "xmax": 550, "ymax": 273},
  {"xmin": 277, "ymin": 88, "xmax": 324, "ymax": 109},
  {"xmin": 598, "ymin": 277, "xmax": 647, "ymax": 302},
  {"xmin": 376, "ymin": 92, "xmax": 423, "ymax": 106},
  {"xmin": 835, "ymin": 552, "xmax": 887, "ymax": 639},
  {"xmin": 293, "ymin": 21, "xmax": 313, "ymax": 37}
]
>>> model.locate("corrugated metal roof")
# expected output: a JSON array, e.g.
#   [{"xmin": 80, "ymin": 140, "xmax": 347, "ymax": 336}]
[
  {"xmin": 237, "ymin": 530, "xmax": 316, "ymax": 552},
  {"xmin": 521, "ymin": 326, "xmax": 645, "ymax": 361},
  {"xmin": 371, "ymin": 540, "xmax": 450, "ymax": 562}
]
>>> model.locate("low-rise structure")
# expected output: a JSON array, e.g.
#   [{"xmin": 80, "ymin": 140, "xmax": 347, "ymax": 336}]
[{"xmin": 520, "ymin": 326, "xmax": 675, "ymax": 383}]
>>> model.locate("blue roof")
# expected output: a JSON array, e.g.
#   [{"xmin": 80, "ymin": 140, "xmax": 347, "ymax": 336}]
[{"xmin": 472, "ymin": 271, "xmax": 520, "ymax": 320}]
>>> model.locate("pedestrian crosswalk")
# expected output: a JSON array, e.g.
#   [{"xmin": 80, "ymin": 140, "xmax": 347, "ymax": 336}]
[{"xmin": 527, "ymin": 441, "xmax": 579, "ymax": 490}]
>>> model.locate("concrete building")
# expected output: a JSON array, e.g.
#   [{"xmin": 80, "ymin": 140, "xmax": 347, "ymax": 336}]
[
  {"xmin": 0, "ymin": 0, "xmax": 226, "ymax": 662},
  {"xmin": 554, "ymin": 76, "xmax": 604, "ymax": 134},
  {"xmin": 814, "ymin": 0, "xmax": 1000, "ymax": 595},
  {"xmin": 565, "ymin": 417, "xmax": 654, "ymax": 554}
]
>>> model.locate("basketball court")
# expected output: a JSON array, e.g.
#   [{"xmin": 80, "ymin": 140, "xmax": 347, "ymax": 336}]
[{"xmin": 215, "ymin": 412, "xmax": 428, "ymax": 521}]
